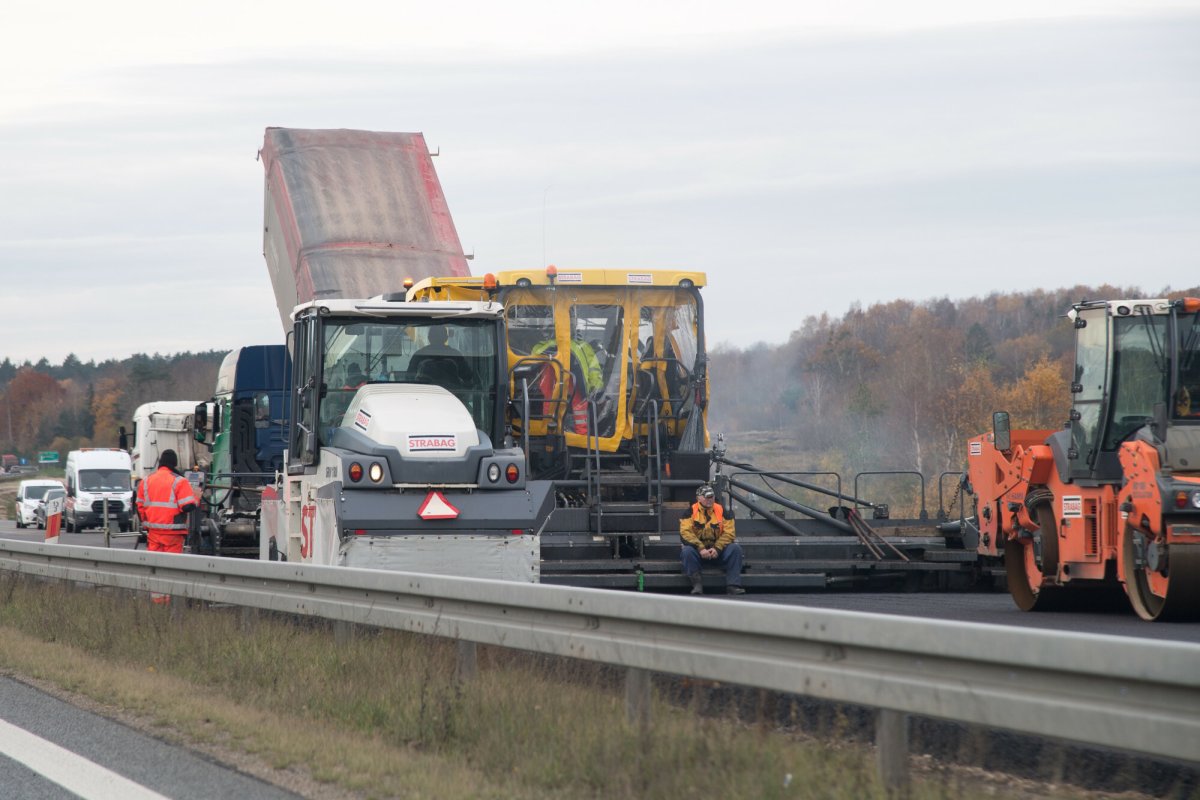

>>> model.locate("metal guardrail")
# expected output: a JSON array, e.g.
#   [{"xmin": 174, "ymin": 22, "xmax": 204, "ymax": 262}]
[{"xmin": 0, "ymin": 539, "xmax": 1197, "ymax": 766}]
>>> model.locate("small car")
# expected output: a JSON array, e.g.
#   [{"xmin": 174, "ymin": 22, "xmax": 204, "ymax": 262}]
[{"xmin": 34, "ymin": 487, "xmax": 67, "ymax": 530}]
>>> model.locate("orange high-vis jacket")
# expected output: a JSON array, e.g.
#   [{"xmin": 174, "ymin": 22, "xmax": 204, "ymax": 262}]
[
  {"xmin": 136, "ymin": 467, "xmax": 198, "ymax": 534},
  {"xmin": 679, "ymin": 502, "xmax": 736, "ymax": 552}
]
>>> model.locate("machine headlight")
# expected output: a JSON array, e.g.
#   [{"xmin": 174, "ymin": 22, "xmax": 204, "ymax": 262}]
[
  {"xmin": 1191, "ymin": 490, "xmax": 1200, "ymax": 509},
  {"xmin": 348, "ymin": 462, "xmax": 363, "ymax": 482},
  {"xmin": 487, "ymin": 463, "xmax": 501, "ymax": 483},
  {"xmin": 368, "ymin": 462, "xmax": 384, "ymax": 483},
  {"xmin": 505, "ymin": 463, "xmax": 520, "ymax": 483}
]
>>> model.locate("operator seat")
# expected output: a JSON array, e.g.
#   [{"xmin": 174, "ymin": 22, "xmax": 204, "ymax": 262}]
[{"xmin": 414, "ymin": 357, "xmax": 466, "ymax": 389}]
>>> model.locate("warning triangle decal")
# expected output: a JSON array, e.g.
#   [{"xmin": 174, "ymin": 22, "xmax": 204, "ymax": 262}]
[{"xmin": 418, "ymin": 491, "xmax": 460, "ymax": 520}]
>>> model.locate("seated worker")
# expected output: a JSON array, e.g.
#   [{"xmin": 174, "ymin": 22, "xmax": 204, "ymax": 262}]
[
  {"xmin": 532, "ymin": 331, "xmax": 602, "ymax": 396},
  {"xmin": 413, "ymin": 325, "xmax": 462, "ymax": 360},
  {"xmin": 531, "ymin": 332, "xmax": 603, "ymax": 434},
  {"xmin": 1177, "ymin": 386, "xmax": 1200, "ymax": 417},
  {"xmin": 410, "ymin": 325, "xmax": 468, "ymax": 384},
  {"xmin": 679, "ymin": 484, "xmax": 744, "ymax": 595},
  {"xmin": 343, "ymin": 363, "xmax": 367, "ymax": 389}
]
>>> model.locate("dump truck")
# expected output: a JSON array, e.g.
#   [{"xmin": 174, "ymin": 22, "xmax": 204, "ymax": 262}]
[
  {"xmin": 966, "ymin": 297, "xmax": 1200, "ymax": 620},
  {"xmin": 256, "ymin": 128, "xmax": 552, "ymax": 578},
  {"xmin": 259, "ymin": 127, "xmax": 471, "ymax": 331}
]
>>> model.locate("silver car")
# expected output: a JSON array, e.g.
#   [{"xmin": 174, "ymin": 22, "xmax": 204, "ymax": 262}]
[{"xmin": 34, "ymin": 487, "xmax": 66, "ymax": 530}]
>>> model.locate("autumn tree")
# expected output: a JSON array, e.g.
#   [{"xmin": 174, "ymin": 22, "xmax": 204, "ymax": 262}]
[
  {"xmin": 1000, "ymin": 355, "xmax": 1070, "ymax": 431},
  {"xmin": 0, "ymin": 368, "xmax": 66, "ymax": 453}
]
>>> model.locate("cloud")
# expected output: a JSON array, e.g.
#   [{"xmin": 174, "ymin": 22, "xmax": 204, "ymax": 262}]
[{"xmin": 0, "ymin": 11, "xmax": 1196, "ymax": 363}]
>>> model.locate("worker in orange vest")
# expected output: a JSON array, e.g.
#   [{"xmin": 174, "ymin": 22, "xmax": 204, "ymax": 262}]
[
  {"xmin": 135, "ymin": 449, "xmax": 198, "ymax": 555},
  {"xmin": 679, "ymin": 483, "xmax": 744, "ymax": 595}
]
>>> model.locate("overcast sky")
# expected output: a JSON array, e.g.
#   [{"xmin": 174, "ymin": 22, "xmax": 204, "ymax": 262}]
[{"xmin": 1, "ymin": 1, "xmax": 1197, "ymax": 364}]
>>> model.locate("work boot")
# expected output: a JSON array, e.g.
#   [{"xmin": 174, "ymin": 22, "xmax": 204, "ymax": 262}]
[
  {"xmin": 689, "ymin": 574, "xmax": 703, "ymax": 595},
  {"xmin": 726, "ymin": 585, "xmax": 746, "ymax": 596}
]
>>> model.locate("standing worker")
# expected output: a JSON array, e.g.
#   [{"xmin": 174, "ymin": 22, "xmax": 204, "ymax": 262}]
[
  {"xmin": 136, "ymin": 449, "xmax": 198, "ymax": 556},
  {"xmin": 680, "ymin": 483, "xmax": 744, "ymax": 595}
]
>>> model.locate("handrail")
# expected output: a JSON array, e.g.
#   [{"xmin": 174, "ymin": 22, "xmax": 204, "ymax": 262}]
[
  {"xmin": 586, "ymin": 399, "xmax": 601, "ymax": 536},
  {"xmin": 725, "ymin": 475, "xmax": 854, "ymax": 534},
  {"xmin": 0, "ymin": 539, "xmax": 1196, "ymax": 764},
  {"xmin": 717, "ymin": 458, "xmax": 867, "ymax": 507},
  {"xmin": 854, "ymin": 470, "xmax": 929, "ymax": 520},
  {"xmin": 521, "ymin": 377, "xmax": 531, "ymax": 467},
  {"xmin": 649, "ymin": 400, "xmax": 662, "ymax": 536}
]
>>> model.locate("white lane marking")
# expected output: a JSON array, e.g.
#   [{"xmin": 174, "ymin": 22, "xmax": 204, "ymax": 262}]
[{"xmin": 0, "ymin": 717, "xmax": 172, "ymax": 800}]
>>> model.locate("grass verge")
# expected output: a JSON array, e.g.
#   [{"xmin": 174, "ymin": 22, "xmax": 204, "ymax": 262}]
[{"xmin": 0, "ymin": 573, "xmax": 1153, "ymax": 800}]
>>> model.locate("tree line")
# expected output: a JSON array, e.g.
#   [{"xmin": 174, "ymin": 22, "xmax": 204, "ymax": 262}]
[
  {"xmin": 0, "ymin": 351, "xmax": 225, "ymax": 463},
  {"xmin": 706, "ymin": 284, "xmax": 1200, "ymax": 490},
  {"xmin": 3, "ymin": 285, "xmax": 1195, "ymax": 486}
]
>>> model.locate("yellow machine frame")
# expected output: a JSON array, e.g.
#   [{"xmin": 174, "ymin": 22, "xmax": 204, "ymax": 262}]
[{"xmin": 409, "ymin": 269, "xmax": 708, "ymax": 455}]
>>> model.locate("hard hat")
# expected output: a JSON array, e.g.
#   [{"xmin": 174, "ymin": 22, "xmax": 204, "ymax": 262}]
[{"xmin": 696, "ymin": 483, "xmax": 715, "ymax": 499}]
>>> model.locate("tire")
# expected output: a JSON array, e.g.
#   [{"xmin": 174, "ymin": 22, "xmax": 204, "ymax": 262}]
[
  {"xmin": 65, "ymin": 515, "xmax": 75, "ymax": 533},
  {"xmin": 15, "ymin": 520, "xmax": 23, "ymax": 530}
]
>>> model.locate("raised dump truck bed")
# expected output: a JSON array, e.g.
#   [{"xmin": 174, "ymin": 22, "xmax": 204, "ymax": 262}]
[{"xmin": 259, "ymin": 128, "xmax": 471, "ymax": 331}]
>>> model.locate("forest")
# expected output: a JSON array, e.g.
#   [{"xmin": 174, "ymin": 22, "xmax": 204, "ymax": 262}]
[
  {"xmin": 0, "ymin": 285, "xmax": 1194, "ymax": 488},
  {"xmin": 706, "ymin": 284, "xmax": 1198, "ymax": 486},
  {"xmin": 0, "ymin": 351, "xmax": 226, "ymax": 465}
]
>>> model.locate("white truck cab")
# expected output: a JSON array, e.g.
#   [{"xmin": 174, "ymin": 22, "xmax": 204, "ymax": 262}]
[
  {"xmin": 63, "ymin": 449, "xmax": 134, "ymax": 533},
  {"xmin": 126, "ymin": 401, "xmax": 204, "ymax": 481}
]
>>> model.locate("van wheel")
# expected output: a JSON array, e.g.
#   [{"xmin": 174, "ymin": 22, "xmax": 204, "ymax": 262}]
[
  {"xmin": 15, "ymin": 520, "xmax": 23, "ymax": 529},
  {"xmin": 65, "ymin": 516, "xmax": 75, "ymax": 533}
]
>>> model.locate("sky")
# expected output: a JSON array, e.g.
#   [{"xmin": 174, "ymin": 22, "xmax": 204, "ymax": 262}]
[{"xmin": 1, "ymin": 1, "xmax": 1197, "ymax": 364}]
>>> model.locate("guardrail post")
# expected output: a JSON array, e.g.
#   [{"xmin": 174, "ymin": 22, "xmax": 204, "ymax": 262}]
[
  {"xmin": 875, "ymin": 708, "xmax": 910, "ymax": 794},
  {"xmin": 239, "ymin": 606, "xmax": 259, "ymax": 633},
  {"xmin": 456, "ymin": 641, "xmax": 477, "ymax": 683},
  {"xmin": 624, "ymin": 667, "xmax": 652, "ymax": 727}
]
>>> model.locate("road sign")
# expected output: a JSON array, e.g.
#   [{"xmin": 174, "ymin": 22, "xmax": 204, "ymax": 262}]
[{"xmin": 38, "ymin": 451, "xmax": 60, "ymax": 464}]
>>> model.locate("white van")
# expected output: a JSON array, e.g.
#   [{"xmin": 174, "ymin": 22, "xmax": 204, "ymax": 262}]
[
  {"xmin": 14, "ymin": 479, "xmax": 65, "ymax": 529},
  {"xmin": 64, "ymin": 449, "xmax": 134, "ymax": 532}
]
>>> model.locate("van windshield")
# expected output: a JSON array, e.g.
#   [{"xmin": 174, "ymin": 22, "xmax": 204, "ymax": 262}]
[
  {"xmin": 80, "ymin": 469, "xmax": 131, "ymax": 492},
  {"xmin": 24, "ymin": 486, "xmax": 54, "ymax": 501}
]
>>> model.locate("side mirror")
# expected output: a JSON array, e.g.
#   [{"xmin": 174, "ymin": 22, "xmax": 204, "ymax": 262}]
[
  {"xmin": 118, "ymin": 427, "xmax": 128, "ymax": 451},
  {"xmin": 194, "ymin": 402, "xmax": 207, "ymax": 432},
  {"xmin": 992, "ymin": 411, "xmax": 1011, "ymax": 452},
  {"xmin": 254, "ymin": 393, "xmax": 271, "ymax": 428}
]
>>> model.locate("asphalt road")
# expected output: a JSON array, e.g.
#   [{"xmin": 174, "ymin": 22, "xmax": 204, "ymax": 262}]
[
  {"xmin": 0, "ymin": 676, "xmax": 302, "ymax": 800},
  {"xmin": 0, "ymin": 517, "xmax": 140, "ymax": 550}
]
